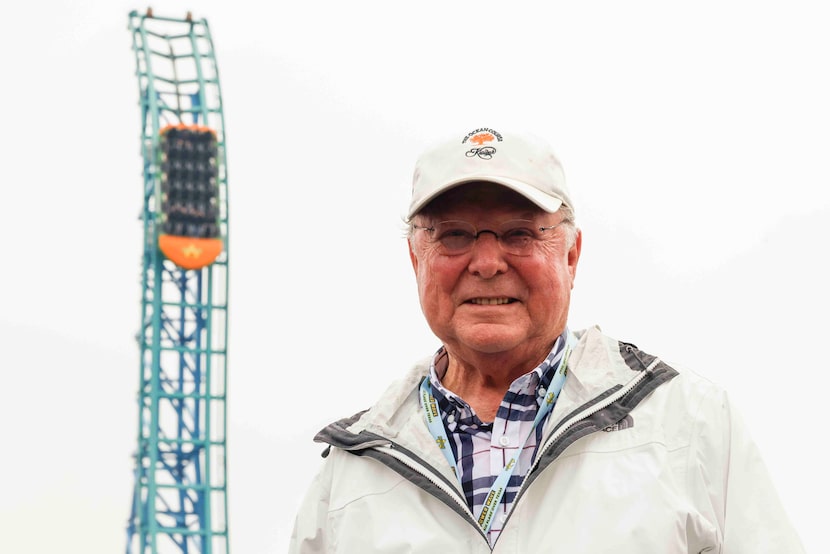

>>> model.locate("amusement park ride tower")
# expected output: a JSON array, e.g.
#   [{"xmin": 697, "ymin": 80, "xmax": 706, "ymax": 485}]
[{"xmin": 125, "ymin": 10, "xmax": 230, "ymax": 553}]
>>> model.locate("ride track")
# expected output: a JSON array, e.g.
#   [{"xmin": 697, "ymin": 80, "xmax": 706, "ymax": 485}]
[{"xmin": 126, "ymin": 9, "xmax": 230, "ymax": 554}]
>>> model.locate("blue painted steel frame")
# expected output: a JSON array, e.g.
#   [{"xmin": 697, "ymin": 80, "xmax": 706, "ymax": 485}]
[{"xmin": 126, "ymin": 10, "xmax": 230, "ymax": 554}]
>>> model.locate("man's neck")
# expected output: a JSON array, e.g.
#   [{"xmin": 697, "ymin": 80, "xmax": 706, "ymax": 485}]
[{"xmin": 439, "ymin": 349, "xmax": 549, "ymax": 423}]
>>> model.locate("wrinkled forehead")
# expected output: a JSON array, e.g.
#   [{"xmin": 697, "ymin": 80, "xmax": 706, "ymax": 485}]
[{"xmin": 415, "ymin": 181, "xmax": 545, "ymax": 221}]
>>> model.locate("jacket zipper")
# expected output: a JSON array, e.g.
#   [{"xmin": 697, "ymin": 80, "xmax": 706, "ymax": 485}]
[
  {"xmin": 496, "ymin": 357, "xmax": 661, "ymax": 539},
  {"xmin": 381, "ymin": 443, "xmax": 486, "ymax": 539},
  {"xmin": 536, "ymin": 356, "xmax": 659, "ymax": 466}
]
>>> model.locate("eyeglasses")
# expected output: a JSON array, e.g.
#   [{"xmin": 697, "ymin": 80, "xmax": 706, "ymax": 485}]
[{"xmin": 412, "ymin": 219, "xmax": 570, "ymax": 256}]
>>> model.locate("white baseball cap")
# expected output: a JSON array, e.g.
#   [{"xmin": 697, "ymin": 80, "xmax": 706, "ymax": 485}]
[{"xmin": 407, "ymin": 127, "xmax": 574, "ymax": 219}]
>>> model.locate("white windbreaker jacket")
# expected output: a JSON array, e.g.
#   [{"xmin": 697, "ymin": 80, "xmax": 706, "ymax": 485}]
[{"xmin": 289, "ymin": 327, "xmax": 804, "ymax": 553}]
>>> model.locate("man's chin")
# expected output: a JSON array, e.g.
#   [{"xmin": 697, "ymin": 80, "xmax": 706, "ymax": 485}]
[{"xmin": 451, "ymin": 325, "xmax": 529, "ymax": 355}]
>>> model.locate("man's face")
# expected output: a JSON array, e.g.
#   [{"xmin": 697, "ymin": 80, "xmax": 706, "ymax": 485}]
[{"xmin": 408, "ymin": 182, "xmax": 581, "ymax": 365}]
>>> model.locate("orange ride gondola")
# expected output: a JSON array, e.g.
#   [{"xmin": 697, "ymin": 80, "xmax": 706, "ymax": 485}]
[{"xmin": 157, "ymin": 123, "xmax": 223, "ymax": 269}]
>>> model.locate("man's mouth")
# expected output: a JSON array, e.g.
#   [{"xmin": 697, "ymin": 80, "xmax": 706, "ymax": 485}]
[{"xmin": 466, "ymin": 297, "xmax": 516, "ymax": 306}]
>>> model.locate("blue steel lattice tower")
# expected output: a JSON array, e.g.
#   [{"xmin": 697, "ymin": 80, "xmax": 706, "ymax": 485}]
[{"xmin": 126, "ymin": 9, "xmax": 230, "ymax": 553}]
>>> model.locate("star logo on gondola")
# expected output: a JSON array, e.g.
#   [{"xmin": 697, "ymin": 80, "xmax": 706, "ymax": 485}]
[{"xmin": 182, "ymin": 243, "xmax": 203, "ymax": 258}]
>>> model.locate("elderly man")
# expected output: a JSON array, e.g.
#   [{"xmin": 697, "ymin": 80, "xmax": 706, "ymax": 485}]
[{"xmin": 289, "ymin": 128, "xmax": 803, "ymax": 552}]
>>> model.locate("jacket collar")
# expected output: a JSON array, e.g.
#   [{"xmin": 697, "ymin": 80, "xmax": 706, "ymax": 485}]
[
  {"xmin": 317, "ymin": 327, "xmax": 656, "ymax": 462},
  {"xmin": 546, "ymin": 326, "xmax": 646, "ymax": 429}
]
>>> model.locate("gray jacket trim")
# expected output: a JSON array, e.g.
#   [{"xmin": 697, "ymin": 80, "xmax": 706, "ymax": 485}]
[
  {"xmin": 315, "ymin": 425, "xmax": 483, "ymax": 537},
  {"xmin": 315, "ymin": 409, "xmax": 372, "ymax": 457},
  {"xmin": 517, "ymin": 343, "xmax": 679, "ymax": 503},
  {"xmin": 357, "ymin": 444, "xmax": 484, "ymax": 537}
]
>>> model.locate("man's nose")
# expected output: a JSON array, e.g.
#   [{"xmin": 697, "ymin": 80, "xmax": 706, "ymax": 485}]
[{"xmin": 467, "ymin": 231, "xmax": 508, "ymax": 278}]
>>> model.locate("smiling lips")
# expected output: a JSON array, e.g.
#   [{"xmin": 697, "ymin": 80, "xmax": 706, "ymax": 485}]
[{"xmin": 466, "ymin": 297, "xmax": 516, "ymax": 305}]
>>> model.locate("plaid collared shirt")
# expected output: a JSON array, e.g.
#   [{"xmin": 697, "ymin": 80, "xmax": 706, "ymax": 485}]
[{"xmin": 427, "ymin": 331, "xmax": 568, "ymax": 546}]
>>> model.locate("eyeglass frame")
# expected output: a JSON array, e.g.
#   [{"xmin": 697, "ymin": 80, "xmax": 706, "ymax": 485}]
[{"xmin": 410, "ymin": 217, "xmax": 573, "ymax": 256}]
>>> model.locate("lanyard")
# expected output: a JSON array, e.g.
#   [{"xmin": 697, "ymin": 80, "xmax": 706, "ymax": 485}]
[{"xmin": 419, "ymin": 332, "xmax": 577, "ymax": 534}]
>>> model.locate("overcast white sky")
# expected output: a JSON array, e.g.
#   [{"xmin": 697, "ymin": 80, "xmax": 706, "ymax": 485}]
[{"xmin": 1, "ymin": 1, "xmax": 828, "ymax": 552}]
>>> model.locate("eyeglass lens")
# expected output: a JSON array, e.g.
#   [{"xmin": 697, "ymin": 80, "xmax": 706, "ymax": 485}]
[{"xmin": 428, "ymin": 219, "xmax": 547, "ymax": 256}]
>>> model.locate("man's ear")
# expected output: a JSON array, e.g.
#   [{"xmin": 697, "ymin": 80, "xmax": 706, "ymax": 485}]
[
  {"xmin": 568, "ymin": 228, "xmax": 582, "ymax": 286},
  {"xmin": 408, "ymin": 238, "xmax": 419, "ymax": 274}
]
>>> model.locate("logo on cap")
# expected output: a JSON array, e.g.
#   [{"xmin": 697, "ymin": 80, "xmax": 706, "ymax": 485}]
[
  {"xmin": 466, "ymin": 146, "xmax": 496, "ymax": 160},
  {"xmin": 462, "ymin": 128, "xmax": 502, "ymax": 160},
  {"xmin": 469, "ymin": 132, "xmax": 495, "ymax": 145}
]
